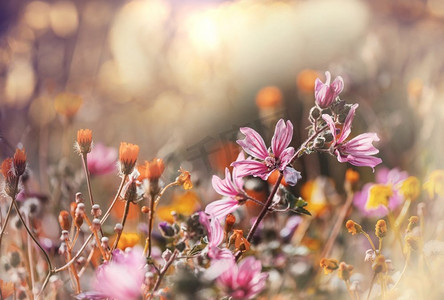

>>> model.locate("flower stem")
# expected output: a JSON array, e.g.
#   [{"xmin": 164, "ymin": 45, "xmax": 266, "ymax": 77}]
[
  {"xmin": 149, "ymin": 249, "xmax": 179, "ymax": 300},
  {"xmin": 235, "ymin": 172, "xmax": 283, "ymax": 261},
  {"xmin": 362, "ymin": 231, "xmax": 376, "ymax": 252},
  {"xmin": 112, "ymin": 199, "xmax": 131, "ymax": 251},
  {"xmin": 0, "ymin": 198, "xmax": 14, "ymax": 252},
  {"xmin": 81, "ymin": 153, "xmax": 95, "ymax": 207},
  {"xmin": 146, "ymin": 189, "xmax": 157, "ymax": 259}
]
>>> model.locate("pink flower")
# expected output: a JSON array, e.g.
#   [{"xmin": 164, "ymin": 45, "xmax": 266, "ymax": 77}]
[
  {"xmin": 199, "ymin": 212, "xmax": 235, "ymax": 280},
  {"xmin": 205, "ymin": 153, "xmax": 248, "ymax": 219},
  {"xmin": 315, "ymin": 71, "xmax": 344, "ymax": 108},
  {"xmin": 232, "ymin": 119, "xmax": 301, "ymax": 186},
  {"xmin": 87, "ymin": 143, "xmax": 117, "ymax": 176},
  {"xmin": 93, "ymin": 247, "xmax": 145, "ymax": 300},
  {"xmin": 217, "ymin": 256, "xmax": 268, "ymax": 299},
  {"xmin": 322, "ymin": 104, "xmax": 382, "ymax": 170},
  {"xmin": 354, "ymin": 168, "xmax": 408, "ymax": 217}
]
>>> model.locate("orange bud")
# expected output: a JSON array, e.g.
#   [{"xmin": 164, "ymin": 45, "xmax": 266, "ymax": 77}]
[
  {"xmin": 119, "ymin": 142, "xmax": 139, "ymax": 175},
  {"xmin": 58, "ymin": 210, "xmax": 71, "ymax": 231},
  {"xmin": 76, "ymin": 129, "xmax": 92, "ymax": 154}
]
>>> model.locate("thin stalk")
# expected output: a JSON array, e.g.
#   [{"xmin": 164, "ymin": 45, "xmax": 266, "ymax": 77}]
[
  {"xmin": 345, "ymin": 280, "xmax": 355, "ymax": 300},
  {"xmin": 25, "ymin": 214, "xmax": 36, "ymax": 300},
  {"xmin": 78, "ymin": 247, "xmax": 95, "ymax": 277},
  {"xmin": 293, "ymin": 124, "xmax": 329, "ymax": 160},
  {"xmin": 0, "ymin": 199, "xmax": 14, "ymax": 251},
  {"xmin": 235, "ymin": 172, "xmax": 283, "ymax": 261},
  {"xmin": 81, "ymin": 153, "xmax": 95, "ymax": 207},
  {"xmin": 100, "ymin": 175, "xmax": 127, "ymax": 225},
  {"xmin": 146, "ymin": 189, "xmax": 157, "ymax": 259},
  {"xmin": 112, "ymin": 200, "xmax": 131, "ymax": 250},
  {"xmin": 83, "ymin": 215, "xmax": 108, "ymax": 260},
  {"xmin": 149, "ymin": 249, "xmax": 179, "ymax": 300},
  {"xmin": 392, "ymin": 251, "xmax": 410, "ymax": 290},
  {"xmin": 362, "ymin": 232, "xmax": 376, "ymax": 252},
  {"xmin": 366, "ymin": 272, "xmax": 377, "ymax": 300},
  {"xmin": 321, "ymin": 192, "xmax": 354, "ymax": 259}
]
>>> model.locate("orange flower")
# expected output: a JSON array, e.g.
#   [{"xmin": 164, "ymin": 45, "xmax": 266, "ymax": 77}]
[
  {"xmin": 119, "ymin": 142, "xmax": 139, "ymax": 175},
  {"xmin": 115, "ymin": 232, "xmax": 140, "ymax": 250},
  {"xmin": 138, "ymin": 158, "xmax": 164, "ymax": 181},
  {"xmin": 54, "ymin": 92, "xmax": 83, "ymax": 119},
  {"xmin": 256, "ymin": 86, "xmax": 282, "ymax": 109},
  {"xmin": 176, "ymin": 167, "xmax": 192, "ymax": 190},
  {"xmin": 296, "ymin": 69, "xmax": 320, "ymax": 93},
  {"xmin": 229, "ymin": 229, "xmax": 250, "ymax": 252},
  {"xmin": 224, "ymin": 213, "xmax": 236, "ymax": 233},
  {"xmin": 267, "ymin": 169, "xmax": 288, "ymax": 186},
  {"xmin": 13, "ymin": 148, "xmax": 26, "ymax": 176},
  {"xmin": 1, "ymin": 158, "xmax": 14, "ymax": 180},
  {"xmin": 76, "ymin": 129, "xmax": 92, "ymax": 154}
]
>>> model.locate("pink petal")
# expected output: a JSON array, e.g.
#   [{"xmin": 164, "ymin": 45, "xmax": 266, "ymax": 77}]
[
  {"xmin": 205, "ymin": 198, "xmax": 239, "ymax": 220},
  {"xmin": 212, "ymin": 170, "xmax": 238, "ymax": 197},
  {"xmin": 283, "ymin": 167, "xmax": 302, "ymax": 186},
  {"xmin": 237, "ymin": 127, "xmax": 268, "ymax": 160},
  {"xmin": 338, "ymin": 103, "xmax": 358, "ymax": 144},
  {"xmin": 321, "ymin": 114, "xmax": 337, "ymax": 144},
  {"xmin": 231, "ymin": 160, "xmax": 270, "ymax": 180},
  {"xmin": 278, "ymin": 147, "xmax": 295, "ymax": 167},
  {"xmin": 271, "ymin": 119, "xmax": 293, "ymax": 157},
  {"xmin": 331, "ymin": 75, "xmax": 344, "ymax": 94}
]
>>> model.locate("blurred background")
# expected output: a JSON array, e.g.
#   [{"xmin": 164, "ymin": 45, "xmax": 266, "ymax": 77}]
[{"xmin": 0, "ymin": 0, "xmax": 444, "ymax": 199}]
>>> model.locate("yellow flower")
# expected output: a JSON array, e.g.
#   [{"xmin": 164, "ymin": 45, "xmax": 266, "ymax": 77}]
[
  {"xmin": 54, "ymin": 92, "xmax": 83, "ymax": 119},
  {"xmin": 423, "ymin": 170, "xmax": 444, "ymax": 199},
  {"xmin": 116, "ymin": 232, "xmax": 140, "ymax": 250},
  {"xmin": 156, "ymin": 191, "xmax": 201, "ymax": 223},
  {"xmin": 301, "ymin": 178, "xmax": 331, "ymax": 216},
  {"xmin": 346, "ymin": 220, "xmax": 363, "ymax": 235},
  {"xmin": 365, "ymin": 184, "xmax": 393, "ymax": 210},
  {"xmin": 399, "ymin": 176, "xmax": 421, "ymax": 201},
  {"xmin": 176, "ymin": 168, "xmax": 192, "ymax": 190},
  {"xmin": 319, "ymin": 258, "xmax": 339, "ymax": 274}
]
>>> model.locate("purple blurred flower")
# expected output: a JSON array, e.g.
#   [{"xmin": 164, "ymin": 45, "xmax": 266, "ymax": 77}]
[
  {"xmin": 205, "ymin": 153, "xmax": 247, "ymax": 219},
  {"xmin": 354, "ymin": 167, "xmax": 408, "ymax": 217},
  {"xmin": 93, "ymin": 247, "xmax": 145, "ymax": 300},
  {"xmin": 232, "ymin": 119, "xmax": 301, "ymax": 186},
  {"xmin": 315, "ymin": 71, "xmax": 344, "ymax": 108},
  {"xmin": 217, "ymin": 256, "xmax": 268, "ymax": 299},
  {"xmin": 87, "ymin": 143, "xmax": 117, "ymax": 176},
  {"xmin": 322, "ymin": 104, "xmax": 382, "ymax": 170}
]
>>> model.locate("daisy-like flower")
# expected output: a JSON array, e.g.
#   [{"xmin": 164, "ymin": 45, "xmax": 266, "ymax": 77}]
[
  {"xmin": 232, "ymin": 119, "xmax": 301, "ymax": 186},
  {"xmin": 314, "ymin": 71, "xmax": 344, "ymax": 108},
  {"xmin": 217, "ymin": 256, "xmax": 268, "ymax": 299},
  {"xmin": 76, "ymin": 129, "xmax": 92, "ymax": 154},
  {"xmin": 322, "ymin": 104, "xmax": 382, "ymax": 170},
  {"xmin": 119, "ymin": 142, "xmax": 140, "ymax": 175}
]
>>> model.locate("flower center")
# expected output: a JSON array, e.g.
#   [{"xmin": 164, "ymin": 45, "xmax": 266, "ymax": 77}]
[{"xmin": 264, "ymin": 156, "xmax": 278, "ymax": 169}]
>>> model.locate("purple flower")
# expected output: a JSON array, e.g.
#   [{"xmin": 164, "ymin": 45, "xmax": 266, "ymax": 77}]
[
  {"xmin": 314, "ymin": 71, "xmax": 344, "ymax": 108},
  {"xmin": 93, "ymin": 247, "xmax": 145, "ymax": 300},
  {"xmin": 322, "ymin": 104, "xmax": 382, "ymax": 170},
  {"xmin": 217, "ymin": 256, "xmax": 268, "ymax": 299},
  {"xmin": 354, "ymin": 167, "xmax": 408, "ymax": 217},
  {"xmin": 232, "ymin": 119, "xmax": 301, "ymax": 186},
  {"xmin": 205, "ymin": 153, "xmax": 247, "ymax": 219},
  {"xmin": 87, "ymin": 143, "xmax": 117, "ymax": 176}
]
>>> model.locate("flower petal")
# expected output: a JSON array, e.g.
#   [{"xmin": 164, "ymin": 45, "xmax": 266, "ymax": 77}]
[
  {"xmin": 237, "ymin": 127, "xmax": 268, "ymax": 160},
  {"xmin": 205, "ymin": 198, "xmax": 239, "ymax": 220},
  {"xmin": 231, "ymin": 160, "xmax": 270, "ymax": 180},
  {"xmin": 271, "ymin": 119, "xmax": 294, "ymax": 157},
  {"xmin": 283, "ymin": 167, "xmax": 302, "ymax": 186},
  {"xmin": 338, "ymin": 103, "xmax": 358, "ymax": 144}
]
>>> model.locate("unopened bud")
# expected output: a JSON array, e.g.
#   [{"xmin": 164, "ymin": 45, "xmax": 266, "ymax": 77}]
[
  {"xmin": 114, "ymin": 223, "xmax": 123, "ymax": 233},
  {"xmin": 175, "ymin": 241, "xmax": 186, "ymax": 252},
  {"xmin": 91, "ymin": 204, "xmax": 102, "ymax": 218},
  {"xmin": 314, "ymin": 136, "xmax": 325, "ymax": 148},
  {"xmin": 91, "ymin": 218, "xmax": 101, "ymax": 231},
  {"xmin": 60, "ymin": 230, "xmax": 70, "ymax": 241},
  {"xmin": 331, "ymin": 99, "xmax": 346, "ymax": 115},
  {"xmin": 324, "ymin": 132, "xmax": 333, "ymax": 143},
  {"xmin": 162, "ymin": 249, "xmax": 173, "ymax": 262},
  {"xmin": 372, "ymin": 255, "xmax": 387, "ymax": 273},
  {"xmin": 346, "ymin": 220, "xmax": 363, "ymax": 235},
  {"xmin": 58, "ymin": 242, "xmax": 67, "ymax": 255},
  {"xmin": 101, "ymin": 237, "xmax": 109, "ymax": 249},
  {"xmin": 75, "ymin": 192, "xmax": 84, "ymax": 204},
  {"xmin": 75, "ymin": 215, "xmax": 83, "ymax": 228},
  {"xmin": 309, "ymin": 106, "xmax": 321, "ymax": 121},
  {"xmin": 319, "ymin": 258, "xmax": 339, "ymax": 274},
  {"xmin": 225, "ymin": 214, "xmax": 236, "ymax": 233},
  {"xmin": 141, "ymin": 206, "xmax": 150, "ymax": 214},
  {"xmin": 124, "ymin": 181, "xmax": 138, "ymax": 203},
  {"xmin": 58, "ymin": 210, "xmax": 70, "ymax": 231},
  {"xmin": 375, "ymin": 219, "xmax": 387, "ymax": 238},
  {"xmin": 159, "ymin": 222, "xmax": 175, "ymax": 237},
  {"xmin": 75, "ymin": 203, "xmax": 85, "ymax": 218},
  {"xmin": 76, "ymin": 256, "xmax": 86, "ymax": 265},
  {"xmin": 338, "ymin": 262, "xmax": 353, "ymax": 281}
]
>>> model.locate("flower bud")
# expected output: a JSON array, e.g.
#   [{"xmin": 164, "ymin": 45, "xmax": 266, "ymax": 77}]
[
  {"xmin": 372, "ymin": 255, "xmax": 387, "ymax": 274},
  {"xmin": 101, "ymin": 237, "xmax": 109, "ymax": 249},
  {"xmin": 58, "ymin": 242, "xmax": 67, "ymax": 255},
  {"xmin": 91, "ymin": 204, "xmax": 102, "ymax": 218},
  {"xmin": 375, "ymin": 219, "xmax": 387, "ymax": 238},
  {"xmin": 175, "ymin": 241, "xmax": 186, "ymax": 252},
  {"xmin": 76, "ymin": 129, "xmax": 92, "ymax": 154},
  {"xmin": 114, "ymin": 223, "xmax": 123, "ymax": 233},
  {"xmin": 141, "ymin": 206, "xmax": 150, "ymax": 214},
  {"xmin": 224, "ymin": 214, "xmax": 236, "ymax": 233},
  {"xmin": 124, "ymin": 181, "xmax": 138, "ymax": 203},
  {"xmin": 91, "ymin": 218, "xmax": 101, "ymax": 231},
  {"xmin": 60, "ymin": 230, "xmax": 70, "ymax": 242},
  {"xmin": 364, "ymin": 249, "xmax": 376, "ymax": 262},
  {"xmin": 406, "ymin": 216, "xmax": 419, "ymax": 233},
  {"xmin": 13, "ymin": 148, "xmax": 27, "ymax": 177},
  {"xmin": 75, "ymin": 192, "xmax": 84, "ymax": 204},
  {"xmin": 162, "ymin": 249, "xmax": 173, "ymax": 262},
  {"xmin": 75, "ymin": 215, "xmax": 83, "ymax": 228},
  {"xmin": 314, "ymin": 136, "xmax": 325, "ymax": 148},
  {"xmin": 338, "ymin": 262, "xmax": 353, "ymax": 281},
  {"xmin": 159, "ymin": 222, "xmax": 175, "ymax": 237},
  {"xmin": 346, "ymin": 220, "xmax": 363, "ymax": 235},
  {"xmin": 331, "ymin": 99, "xmax": 346, "ymax": 115},
  {"xmin": 309, "ymin": 106, "xmax": 321, "ymax": 120},
  {"xmin": 319, "ymin": 258, "xmax": 339, "ymax": 274},
  {"xmin": 58, "ymin": 210, "xmax": 70, "ymax": 231}
]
